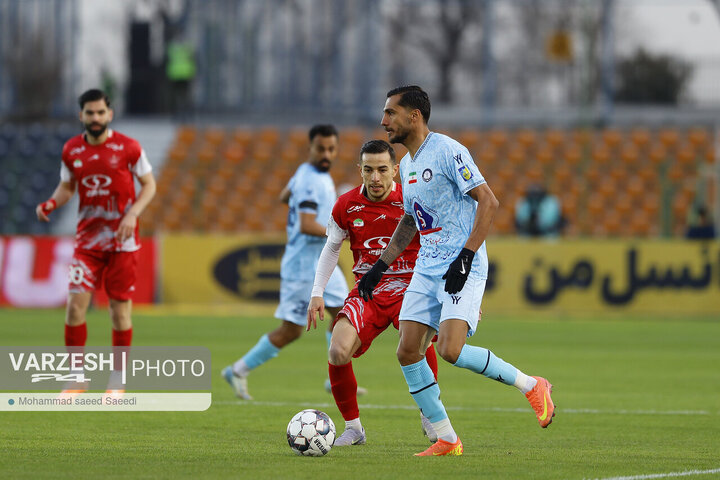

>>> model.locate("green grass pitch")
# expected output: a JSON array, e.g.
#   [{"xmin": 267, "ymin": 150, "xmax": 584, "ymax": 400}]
[{"xmin": 1, "ymin": 306, "xmax": 719, "ymax": 479}]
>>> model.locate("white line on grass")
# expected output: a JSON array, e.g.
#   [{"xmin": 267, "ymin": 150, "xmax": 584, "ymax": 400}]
[
  {"xmin": 213, "ymin": 400, "xmax": 715, "ymax": 416},
  {"xmin": 586, "ymin": 467, "xmax": 720, "ymax": 480}
]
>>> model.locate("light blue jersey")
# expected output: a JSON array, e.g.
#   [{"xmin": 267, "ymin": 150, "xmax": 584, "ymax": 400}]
[
  {"xmin": 399, "ymin": 132, "xmax": 488, "ymax": 279},
  {"xmin": 282, "ymin": 162, "xmax": 337, "ymax": 281}
]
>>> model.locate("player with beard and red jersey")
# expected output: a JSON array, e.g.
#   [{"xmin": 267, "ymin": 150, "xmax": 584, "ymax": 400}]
[
  {"xmin": 36, "ymin": 89, "xmax": 156, "ymax": 396},
  {"xmin": 307, "ymin": 139, "xmax": 439, "ymax": 446}
]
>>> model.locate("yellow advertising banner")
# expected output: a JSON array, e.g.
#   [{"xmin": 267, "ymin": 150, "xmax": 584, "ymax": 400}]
[{"xmin": 161, "ymin": 235, "xmax": 720, "ymax": 314}]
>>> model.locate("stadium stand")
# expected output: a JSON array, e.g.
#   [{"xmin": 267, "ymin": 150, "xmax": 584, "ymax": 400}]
[{"xmin": 13, "ymin": 124, "xmax": 698, "ymax": 239}]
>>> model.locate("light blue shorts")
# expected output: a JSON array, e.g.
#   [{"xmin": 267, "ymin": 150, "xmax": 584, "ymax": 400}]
[
  {"xmin": 399, "ymin": 272, "xmax": 486, "ymax": 337},
  {"xmin": 275, "ymin": 266, "xmax": 348, "ymax": 326}
]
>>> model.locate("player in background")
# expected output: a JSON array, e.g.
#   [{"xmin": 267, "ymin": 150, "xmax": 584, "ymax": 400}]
[
  {"xmin": 307, "ymin": 140, "xmax": 440, "ymax": 446},
  {"xmin": 358, "ymin": 86, "xmax": 556, "ymax": 456},
  {"xmin": 36, "ymin": 88, "xmax": 156, "ymax": 395},
  {"xmin": 223, "ymin": 125, "xmax": 351, "ymax": 400}
]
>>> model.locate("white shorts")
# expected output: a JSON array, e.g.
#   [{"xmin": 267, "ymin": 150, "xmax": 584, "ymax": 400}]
[
  {"xmin": 275, "ymin": 266, "xmax": 348, "ymax": 326},
  {"xmin": 399, "ymin": 271, "xmax": 486, "ymax": 337}
]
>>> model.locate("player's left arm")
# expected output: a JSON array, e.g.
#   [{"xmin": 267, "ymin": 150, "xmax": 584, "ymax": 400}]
[
  {"xmin": 464, "ymin": 183, "xmax": 499, "ymax": 251},
  {"xmin": 442, "ymin": 183, "xmax": 499, "ymax": 294},
  {"xmin": 116, "ymin": 172, "xmax": 156, "ymax": 243}
]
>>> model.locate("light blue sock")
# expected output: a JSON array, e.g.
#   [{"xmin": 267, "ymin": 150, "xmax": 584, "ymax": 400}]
[
  {"xmin": 241, "ymin": 334, "xmax": 280, "ymax": 370},
  {"xmin": 400, "ymin": 360, "xmax": 448, "ymax": 423},
  {"xmin": 453, "ymin": 344, "xmax": 518, "ymax": 386},
  {"xmin": 325, "ymin": 330, "xmax": 333, "ymax": 351}
]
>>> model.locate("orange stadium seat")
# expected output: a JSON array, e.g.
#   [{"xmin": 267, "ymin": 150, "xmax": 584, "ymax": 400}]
[
  {"xmin": 598, "ymin": 178, "xmax": 616, "ymax": 199},
  {"xmin": 609, "ymin": 167, "xmax": 627, "ymax": 183},
  {"xmin": 637, "ymin": 166, "xmax": 659, "ymax": 184},
  {"xmin": 630, "ymin": 128, "xmax": 651, "ymax": 150},
  {"xmin": 688, "ymin": 127, "xmax": 709, "ymax": 149},
  {"xmin": 648, "ymin": 145, "xmax": 667, "ymax": 166},
  {"xmin": 168, "ymin": 145, "xmax": 190, "ymax": 164},
  {"xmin": 535, "ymin": 145, "xmax": 554, "ymax": 166},
  {"xmin": 507, "ymin": 147, "xmax": 526, "ymax": 167},
  {"xmin": 587, "ymin": 193, "xmax": 605, "ymax": 219},
  {"xmin": 570, "ymin": 129, "xmax": 593, "ymax": 146},
  {"xmin": 602, "ymin": 129, "xmax": 623, "ymax": 150},
  {"xmin": 666, "ymin": 164, "xmax": 685, "ymax": 183},
  {"xmin": 620, "ymin": 145, "xmax": 640, "ymax": 166},
  {"xmin": 488, "ymin": 129, "xmax": 509, "ymax": 149},
  {"xmin": 203, "ymin": 128, "xmax": 226, "ymax": 147},
  {"xmin": 676, "ymin": 146, "xmax": 697, "ymax": 167},
  {"xmin": 563, "ymin": 144, "xmax": 582, "ymax": 166},
  {"xmin": 176, "ymin": 126, "xmax": 197, "ymax": 146},
  {"xmin": 231, "ymin": 128, "xmax": 253, "ymax": 147},
  {"xmin": 603, "ymin": 212, "xmax": 622, "ymax": 236},
  {"xmin": 585, "ymin": 166, "xmax": 601, "ymax": 184},
  {"xmin": 545, "ymin": 129, "xmax": 565, "ymax": 149},
  {"xmin": 659, "ymin": 128, "xmax": 680, "ymax": 149},
  {"xmin": 258, "ymin": 127, "xmax": 280, "ymax": 145},
  {"xmin": 591, "ymin": 144, "xmax": 611, "ymax": 166},
  {"xmin": 515, "ymin": 129, "xmax": 536, "ymax": 149},
  {"xmin": 458, "ymin": 130, "xmax": 481, "ymax": 150},
  {"xmin": 222, "ymin": 145, "xmax": 245, "ymax": 165},
  {"xmin": 641, "ymin": 195, "xmax": 660, "ymax": 218}
]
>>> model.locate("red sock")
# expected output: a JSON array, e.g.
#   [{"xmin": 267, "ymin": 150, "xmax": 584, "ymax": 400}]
[
  {"xmin": 425, "ymin": 343, "xmax": 439, "ymax": 381},
  {"xmin": 112, "ymin": 328, "xmax": 133, "ymax": 370},
  {"xmin": 329, "ymin": 362, "xmax": 359, "ymax": 421},
  {"xmin": 65, "ymin": 323, "xmax": 87, "ymax": 347}
]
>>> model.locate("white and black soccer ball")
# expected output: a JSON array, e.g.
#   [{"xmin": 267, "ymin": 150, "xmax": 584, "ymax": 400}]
[{"xmin": 286, "ymin": 409, "xmax": 336, "ymax": 457}]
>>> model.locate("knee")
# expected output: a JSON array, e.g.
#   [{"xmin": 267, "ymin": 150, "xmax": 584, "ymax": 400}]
[
  {"xmin": 328, "ymin": 343, "xmax": 351, "ymax": 366},
  {"xmin": 66, "ymin": 303, "xmax": 87, "ymax": 325},
  {"xmin": 437, "ymin": 342, "xmax": 463, "ymax": 365},
  {"xmin": 396, "ymin": 342, "xmax": 422, "ymax": 366}
]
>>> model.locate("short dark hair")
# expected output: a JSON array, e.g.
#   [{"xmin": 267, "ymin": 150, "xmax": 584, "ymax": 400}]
[
  {"xmin": 359, "ymin": 139, "xmax": 396, "ymax": 164},
  {"xmin": 78, "ymin": 89, "xmax": 111, "ymax": 109},
  {"xmin": 386, "ymin": 85, "xmax": 431, "ymax": 123},
  {"xmin": 308, "ymin": 124, "xmax": 338, "ymax": 142}
]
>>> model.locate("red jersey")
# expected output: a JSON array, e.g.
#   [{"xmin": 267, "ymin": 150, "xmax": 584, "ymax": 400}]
[
  {"xmin": 330, "ymin": 182, "xmax": 420, "ymax": 281},
  {"xmin": 60, "ymin": 130, "xmax": 151, "ymax": 252}
]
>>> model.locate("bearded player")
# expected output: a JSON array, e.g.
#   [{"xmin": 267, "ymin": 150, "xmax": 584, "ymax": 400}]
[
  {"xmin": 307, "ymin": 139, "xmax": 440, "ymax": 446},
  {"xmin": 36, "ymin": 89, "xmax": 156, "ymax": 395}
]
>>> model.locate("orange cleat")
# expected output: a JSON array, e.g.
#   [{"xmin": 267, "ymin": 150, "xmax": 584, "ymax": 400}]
[
  {"xmin": 414, "ymin": 437, "xmax": 463, "ymax": 456},
  {"xmin": 525, "ymin": 376, "xmax": 555, "ymax": 428}
]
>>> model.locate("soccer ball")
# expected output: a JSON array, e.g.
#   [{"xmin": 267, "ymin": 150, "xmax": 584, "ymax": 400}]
[{"xmin": 286, "ymin": 409, "xmax": 336, "ymax": 456}]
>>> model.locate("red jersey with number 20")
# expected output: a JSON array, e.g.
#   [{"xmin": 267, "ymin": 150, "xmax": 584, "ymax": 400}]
[
  {"xmin": 330, "ymin": 182, "xmax": 420, "ymax": 283},
  {"xmin": 60, "ymin": 130, "xmax": 152, "ymax": 252}
]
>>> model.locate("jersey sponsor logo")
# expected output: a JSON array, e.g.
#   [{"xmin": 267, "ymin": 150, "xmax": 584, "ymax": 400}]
[
  {"xmin": 109, "ymin": 155, "xmax": 120, "ymax": 168},
  {"xmin": 453, "ymin": 153, "xmax": 463, "ymax": 164},
  {"xmin": 81, "ymin": 174, "xmax": 112, "ymax": 197},
  {"xmin": 391, "ymin": 202, "xmax": 404, "ymax": 208},
  {"xmin": 373, "ymin": 214, "xmax": 387, "ymax": 222},
  {"xmin": 412, "ymin": 200, "xmax": 442, "ymax": 235},
  {"xmin": 106, "ymin": 143, "xmax": 125, "ymax": 151},
  {"xmin": 408, "ymin": 171, "xmax": 417, "ymax": 184},
  {"xmin": 362, "ymin": 236, "xmax": 391, "ymax": 249},
  {"xmin": 347, "ymin": 205, "xmax": 365, "ymax": 213},
  {"xmin": 73, "ymin": 159, "xmax": 83, "ymax": 168},
  {"xmin": 353, "ymin": 218, "xmax": 364, "ymax": 227},
  {"xmin": 451, "ymin": 295, "xmax": 461, "ymax": 304},
  {"xmin": 422, "ymin": 168, "xmax": 433, "ymax": 182},
  {"xmin": 89, "ymin": 154, "xmax": 100, "ymax": 161},
  {"xmin": 69, "ymin": 146, "xmax": 86, "ymax": 156},
  {"xmin": 458, "ymin": 165, "xmax": 473, "ymax": 181}
]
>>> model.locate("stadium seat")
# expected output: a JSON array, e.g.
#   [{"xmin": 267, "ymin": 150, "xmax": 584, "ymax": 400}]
[
  {"xmin": 648, "ymin": 146, "xmax": 667, "ymax": 166},
  {"xmin": 602, "ymin": 129, "xmax": 623, "ymax": 150},
  {"xmin": 563, "ymin": 144, "xmax": 582, "ymax": 166},
  {"xmin": 630, "ymin": 128, "xmax": 651, "ymax": 150},
  {"xmin": 508, "ymin": 147, "xmax": 526, "ymax": 167},
  {"xmin": 488, "ymin": 129, "xmax": 509, "ymax": 149},
  {"xmin": 620, "ymin": 145, "xmax": 640, "ymax": 166},
  {"xmin": 591, "ymin": 144, "xmax": 611, "ymax": 166},
  {"xmin": 659, "ymin": 128, "xmax": 680, "ymax": 149},
  {"xmin": 176, "ymin": 126, "xmax": 197, "ymax": 146},
  {"xmin": 515, "ymin": 129, "xmax": 536, "ymax": 149}
]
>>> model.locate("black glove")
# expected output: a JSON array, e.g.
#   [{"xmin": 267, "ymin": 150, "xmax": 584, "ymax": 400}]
[
  {"xmin": 442, "ymin": 248, "xmax": 475, "ymax": 294},
  {"xmin": 357, "ymin": 260, "xmax": 389, "ymax": 301}
]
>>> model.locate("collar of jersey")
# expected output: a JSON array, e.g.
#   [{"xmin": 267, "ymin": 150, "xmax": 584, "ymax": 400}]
[{"xmin": 411, "ymin": 131, "xmax": 433, "ymax": 162}]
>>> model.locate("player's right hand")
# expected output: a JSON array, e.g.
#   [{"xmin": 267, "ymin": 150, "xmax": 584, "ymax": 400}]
[
  {"xmin": 36, "ymin": 199, "xmax": 56, "ymax": 222},
  {"xmin": 306, "ymin": 296, "xmax": 326, "ymax": 331},
  {"xmin": 357, "ymin": 259, "xmax": 389, "ymax": 301}
]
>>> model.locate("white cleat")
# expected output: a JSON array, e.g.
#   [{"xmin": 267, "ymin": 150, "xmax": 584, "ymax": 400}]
[
  {"xmin": 222, "ymin": 366, "xmax": 252, "ymax": 400},
  {"xmin": 334, "ymin": 428, "xmax": 366, "ymax": 446},
  {"xmin": 421, "ymin": 414, "xmax": 438, "ymax": 443}
]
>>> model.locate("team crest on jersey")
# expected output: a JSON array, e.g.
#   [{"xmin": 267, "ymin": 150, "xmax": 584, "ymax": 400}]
[
  {"xmin": 458, "ymin": 165, "xmax": 473, "ymax": 181},
  {"xmin": 109, "ymin": 155, "xmax": 120, "ymax": 168},
  {"xmin": 422, "ymin": 168, "xmax": 433, "ymax": 182},
  {"xmin": 73, "ymin": 159, "xmax": 83, "ymax": 168},
  {"xmin": 411, "ymin": 199, "xmax": 441, "ymax": 235},
  {"xmin": 353, "ymin": 218, "xmax": 364, "ymax": 227}
]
